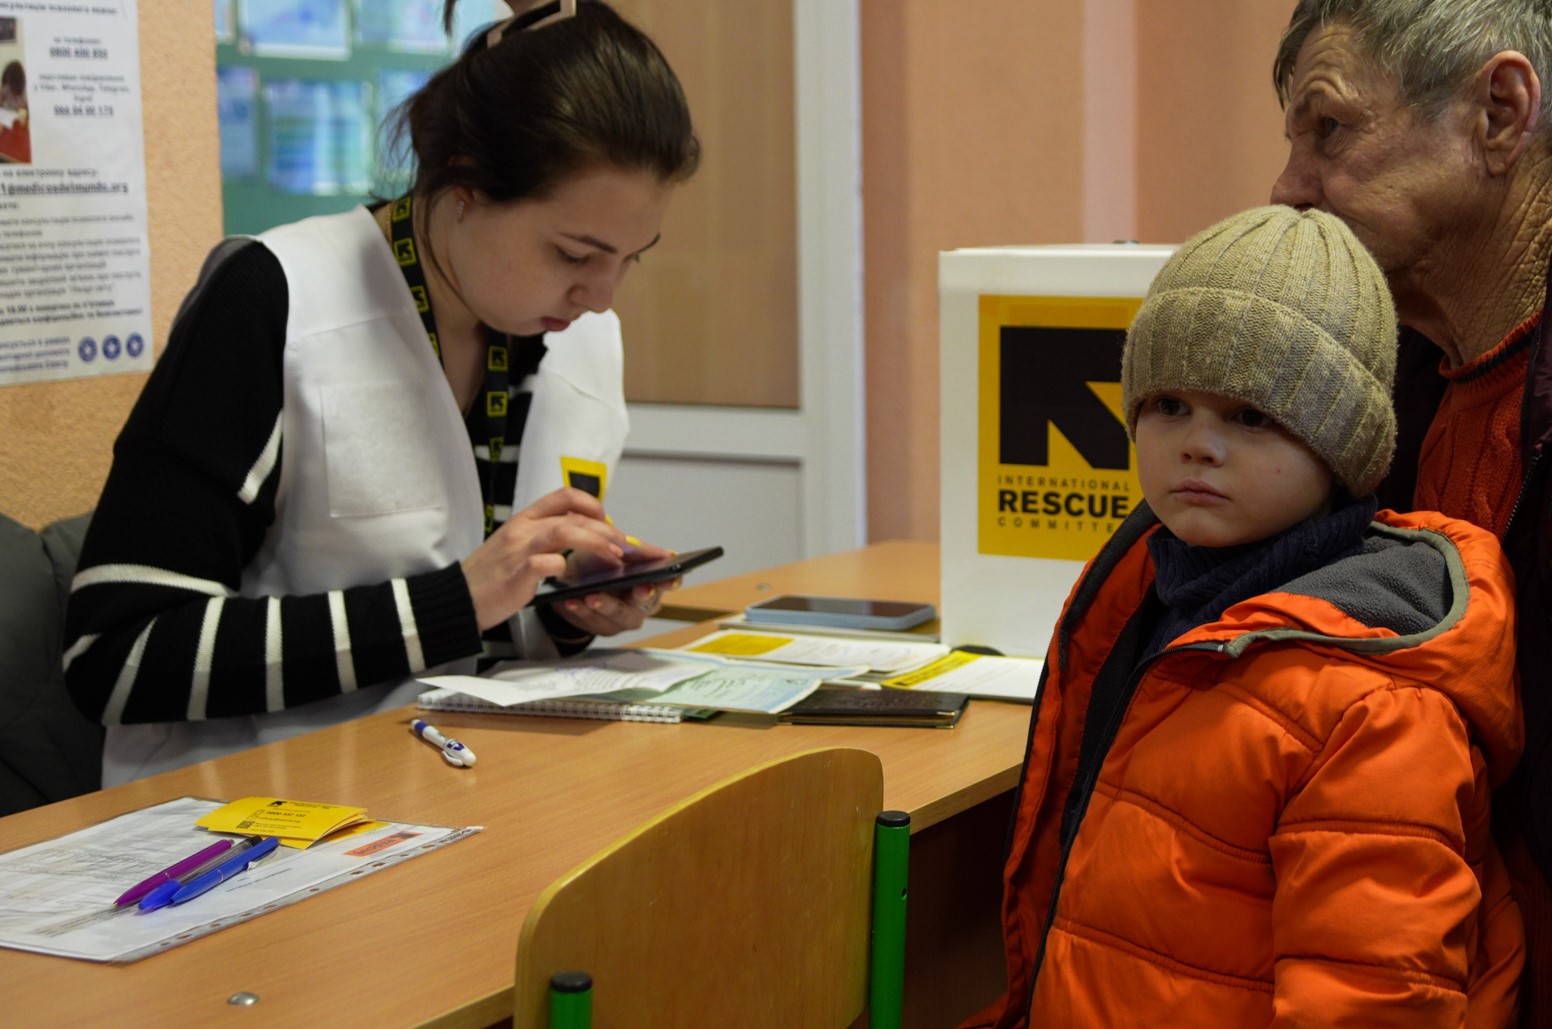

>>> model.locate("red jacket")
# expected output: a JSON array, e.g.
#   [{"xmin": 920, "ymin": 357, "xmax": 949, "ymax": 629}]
[{"xmin": 966, "ymin": 507, "xmax": 1524, "ymax": 1028}]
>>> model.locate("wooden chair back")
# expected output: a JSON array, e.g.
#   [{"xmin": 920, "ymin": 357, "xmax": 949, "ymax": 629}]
[{"xmin": 514, "ymin": 746, "xmax": 886, "ymax": 1028}]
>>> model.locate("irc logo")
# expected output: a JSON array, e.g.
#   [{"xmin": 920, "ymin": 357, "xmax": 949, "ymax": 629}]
[
  {"xmin": 999, "ymin": 325, "xmax": 1129, "ymax": 470},
  {"xmin": 977, "ymin": 295, "xmax": 1143, "ymax": 561},
  {"xmin": 561, "ymin": 456, "xmax": 608, "ymax": 500}
]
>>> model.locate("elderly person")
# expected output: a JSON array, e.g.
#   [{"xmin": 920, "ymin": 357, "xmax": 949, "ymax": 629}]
[{"xmin": 1271, "ymin": 0, "xmax": 1552, "ymax": 1021}]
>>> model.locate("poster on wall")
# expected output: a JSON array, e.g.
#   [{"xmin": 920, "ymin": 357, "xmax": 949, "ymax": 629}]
[
  {"xmin": 977, "ymin": 294, "xmax": 1144, "ymax": 561},
  {"xmin": 0, "ymin": 0, "xmax": 151, "ymax": 387}
]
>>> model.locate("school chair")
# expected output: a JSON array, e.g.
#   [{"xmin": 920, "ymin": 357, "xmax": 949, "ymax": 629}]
[
  {"xmin": 0, "ymin": 510, "xmax": 101, "ymax": 815},
  {"xmin": 513, "ymin": 746, "xmax": 910, "ymax": 1029}
]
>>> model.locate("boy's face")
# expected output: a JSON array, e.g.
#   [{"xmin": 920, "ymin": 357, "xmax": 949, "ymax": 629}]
[{"xmin": 1135, "ymin": 389, "xmax": 1334, "ymax": 548}]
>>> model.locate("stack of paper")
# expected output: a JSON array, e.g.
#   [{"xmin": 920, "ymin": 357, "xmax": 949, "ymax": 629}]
[
  {"xmin": 878, "ymin": 651, "xmax": 1043, "ymax": 702},
  {"xmin": 674, "ymin": 630, "xmax": 1044, "ymax": 704},
  {"xmin": 677, "ymin": 629, "xmax": 948, "ymax": 675},
  {"xmin": 419, "ymin": 648, "xmax": 833, "ymax": 715}
]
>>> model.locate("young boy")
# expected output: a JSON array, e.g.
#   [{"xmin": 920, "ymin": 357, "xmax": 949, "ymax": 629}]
[{"xmin": 965, "ymin": 206, "xmax": 1524, "ymax": 1028}]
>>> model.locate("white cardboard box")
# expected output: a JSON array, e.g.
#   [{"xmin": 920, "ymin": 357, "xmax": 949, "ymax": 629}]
[{"xmin": 938, "ymin": 244, "xmax": 1174, "ymax": 657}]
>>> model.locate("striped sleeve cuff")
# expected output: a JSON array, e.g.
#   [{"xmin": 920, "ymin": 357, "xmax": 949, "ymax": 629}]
[{"xmin": 407, "ymin": 564, "xmax": 482, "ymax": 669}]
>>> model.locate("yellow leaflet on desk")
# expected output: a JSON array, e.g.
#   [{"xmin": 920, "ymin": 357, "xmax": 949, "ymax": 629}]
[
  {"xmin": 681, "ymin": 629, "xmax": 949, "ymax": 675},
  {"xmin": 195, "ymin": 796, "xmax": 383, "ymax": 849},
  {"xmin": 878, "ymin": 651, "xmax": 1043, "ymax": 703}
]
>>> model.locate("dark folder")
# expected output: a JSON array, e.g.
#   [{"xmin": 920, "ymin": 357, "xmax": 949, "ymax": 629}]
[{"xmin": 778, "ymin": 688, "xmax": 968, "ymax": 728}]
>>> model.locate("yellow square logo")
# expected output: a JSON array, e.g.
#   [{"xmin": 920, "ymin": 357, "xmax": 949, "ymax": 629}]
[
  {"xmin": 977, "ymin": 295, "xmax": 1143, "ymax": 561},
  {"xmin": 561, "ymin": 456, "xmax": 608, "ymax": 499}
]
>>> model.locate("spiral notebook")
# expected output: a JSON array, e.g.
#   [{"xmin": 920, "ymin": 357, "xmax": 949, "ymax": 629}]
[{"xmin": 417, "ymin": 687, "xmax": 707, "ymax": 724}]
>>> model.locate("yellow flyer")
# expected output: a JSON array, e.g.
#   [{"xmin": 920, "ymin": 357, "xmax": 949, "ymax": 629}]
[
  {"xmin": 685, "ymin": 632, "xmax": 792, "ymax": 658},
  {"xmin": 196, "ymin": 796, "xmax": 379, "ymax": 848}
]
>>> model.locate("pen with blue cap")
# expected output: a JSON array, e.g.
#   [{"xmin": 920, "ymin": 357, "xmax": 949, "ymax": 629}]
[
  {"xmin": 412, "ymin": 718, "xmax": 476, "ymax": 767},
  {"xmin": 168, "ymin": 836, "xmax": 281, "ymax": 906},
  {"xmin": 112, "ymin": 838, "xmax": 235, "ymax": 908},
  {"xmin": 135, "ymin": 837, "xmax": 263, "ymax": 913}
]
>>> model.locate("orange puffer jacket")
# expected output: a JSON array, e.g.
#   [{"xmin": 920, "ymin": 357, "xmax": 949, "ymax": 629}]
[{"xmin": 965, "ymin": 506, "xmax": 1524, "ymax": 1029}]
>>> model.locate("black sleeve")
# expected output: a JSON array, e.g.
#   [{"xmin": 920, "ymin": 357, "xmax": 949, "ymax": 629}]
[{"xmin": 64, "ymin": 241, "xmax": 483, "ymax": 725}]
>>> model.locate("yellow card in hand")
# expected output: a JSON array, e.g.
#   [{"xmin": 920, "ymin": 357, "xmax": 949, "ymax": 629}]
[{"xmin": 196, "ymin": 797, "xmax": 380, "ymax": 849}]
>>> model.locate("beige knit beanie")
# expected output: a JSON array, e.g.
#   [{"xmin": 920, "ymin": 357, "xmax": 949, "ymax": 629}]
[{"xmin": 1121, "ymin": 205, "xmax": 1397, "ymax": 496}]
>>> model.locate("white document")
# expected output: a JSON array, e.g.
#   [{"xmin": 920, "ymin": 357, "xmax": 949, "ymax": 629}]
[
  {"xmin": 597, "ymin": 664, "xmax": 829, "ymax": 714},
  {"xmin": 0, "ymin": 0, "xmax": 157, "ymax": 386},
  {"xmin": 879, "ymin": 651, "xmax": 1044, "ymax": 702},
  {"xmin": 0, "ymin": 797, "xmax": 478, "ymax": 963},
  {"xmin": 673, "ymin": 629, "xmax": 949, "ymax": 674},
  {"xmin": 418, "ymin": 649, "xmax": 709, "ymax": 707}
]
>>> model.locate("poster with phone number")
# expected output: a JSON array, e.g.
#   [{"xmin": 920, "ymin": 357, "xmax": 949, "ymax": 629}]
[{"xmin": 0, "ymin": 0, "xmax": 151, "ymax": 387}]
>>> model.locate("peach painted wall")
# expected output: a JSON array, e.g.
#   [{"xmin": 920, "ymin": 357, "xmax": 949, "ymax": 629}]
[
  {"xmin": 3, "ymin": 0, "xmax": 1298, "ymax": 545},
  {"xmin": 861, "ymin": 0, "xmax": 1294, "ymax": 542},
  {"xmin": 0, "ymin": 0, "xmax": 221, "ymax": 529}
]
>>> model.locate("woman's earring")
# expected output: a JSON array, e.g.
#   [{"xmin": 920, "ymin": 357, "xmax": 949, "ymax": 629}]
[{"xmin": 456, "ymin": 199, "xmax": 466, "ymax": 223}]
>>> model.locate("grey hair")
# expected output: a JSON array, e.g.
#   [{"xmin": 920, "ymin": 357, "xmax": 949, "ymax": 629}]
[{"xmin": 1273, "ymin": 0, "xmax": 1552, "ymax": 126}]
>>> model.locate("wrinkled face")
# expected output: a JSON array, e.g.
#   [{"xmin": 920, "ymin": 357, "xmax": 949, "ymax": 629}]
[
  {"xmin": 1135, "ymin": 389, "xmax": 1334, "ymax": 548},
  {"xmin": 445, "ymin": 164, "xmax": 672, "ymax": 337},
  {"xmin": 1270, "ymin": 23, "xmax": 1478, "ymax": 303}
]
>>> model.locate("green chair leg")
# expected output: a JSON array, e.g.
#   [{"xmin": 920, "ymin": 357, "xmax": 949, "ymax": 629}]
[
  {"xmin": 549, "ymin": 971, "xmax": 593, "ymax": 1029},
  {"xmin": 870, "ymin": 810, "xmax": 910, "ymax": 1029}
]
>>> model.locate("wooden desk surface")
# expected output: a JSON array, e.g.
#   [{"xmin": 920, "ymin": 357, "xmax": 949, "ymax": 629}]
[
  {"xmin": 4, "ymin": 697, "xmax": 1028, "ymax": 1027},
  {"xmin": 2, "ymin": 541, "xmax": 1026, "ymax": 1028},
  {"xmin": 660, "ymin": 539, "xmax": 939, "ymax": 621}
]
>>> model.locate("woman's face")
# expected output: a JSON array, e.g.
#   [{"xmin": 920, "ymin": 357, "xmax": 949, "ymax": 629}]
[{"xmin": 443, "ymin": 164, "xmax": 672, "ymax": 337}]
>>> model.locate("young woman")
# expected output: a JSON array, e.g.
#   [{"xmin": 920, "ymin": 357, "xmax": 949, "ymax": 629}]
[{"xmin": 63, "ymin": 0, "xmax": 701, "ymax": 785}]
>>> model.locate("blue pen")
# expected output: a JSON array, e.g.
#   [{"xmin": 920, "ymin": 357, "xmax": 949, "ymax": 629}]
[
  {"xmin": 112, "ymin": 838, "xmax": 234, "ymax": 908},
  {"xmin": 136, "ymin": 838, "xmax": 260, "ymax": 913},
  {"xmin": 168, "ymin": 836, "xmax": 282, "ymax": 906}
]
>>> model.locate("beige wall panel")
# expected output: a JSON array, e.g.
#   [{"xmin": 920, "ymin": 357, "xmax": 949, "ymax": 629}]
[
  {"xmin": 0, "ymin": 0, "xmax": 221, "ymax": 529},
  {"xmin": 1135, "ymin": 1, "xmax": 1291, "ymax": 243},
  {"xmin": 611, "ymin": 1, "xmax": 798, "ymax": 408},
  {"xmin": 862, "ymin": 0, "xmax": 1305, "ymax": 544},
  {"xmin": 862, "ymin": 0, "xmax": 1086, "ymax": 544}
]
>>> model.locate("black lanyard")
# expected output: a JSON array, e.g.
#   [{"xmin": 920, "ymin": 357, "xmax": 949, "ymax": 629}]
[{"xmin": 387, "ymin": 195, "xmax": 524, "ymax": 538}]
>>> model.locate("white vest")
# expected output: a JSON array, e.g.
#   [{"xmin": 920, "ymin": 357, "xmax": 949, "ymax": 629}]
[{"xmin": 103, "ymin": 207, "xmax": 629, "ymax": 785}]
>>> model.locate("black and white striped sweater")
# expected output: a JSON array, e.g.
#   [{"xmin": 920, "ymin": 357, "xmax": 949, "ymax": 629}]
[{"xmin": 63, "ymin": 239, "xmax": 578, "ymax": 726}]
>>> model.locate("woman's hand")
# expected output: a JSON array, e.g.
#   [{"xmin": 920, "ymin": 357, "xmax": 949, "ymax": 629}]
[
  {"xmin": 460, "ymin": 487, "xmax": 627, "ymax": 631},
  {"xmin": 550, "ymin": 538, "xmax": 683, "ymax": 638}
]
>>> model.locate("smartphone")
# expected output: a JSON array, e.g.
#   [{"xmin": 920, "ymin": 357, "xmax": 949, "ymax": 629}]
[
  {"xmin": 529, "ymin": 546, "xmax": 724, "ymax": 606},
  {"xmin": 743, "ymin": 595, "xmax": 936, "ymax": 631}
]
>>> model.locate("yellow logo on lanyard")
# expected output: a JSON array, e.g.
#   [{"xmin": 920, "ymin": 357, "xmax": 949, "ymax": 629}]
[{"xmin": 561, "ymin": 456, "xmax": 608, "ymax": 499}]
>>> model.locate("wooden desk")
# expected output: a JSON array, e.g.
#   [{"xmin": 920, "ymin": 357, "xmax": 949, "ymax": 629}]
[{"xmin": 3, "ymin": 543, "xmax": 1022, "ymax": 1028}]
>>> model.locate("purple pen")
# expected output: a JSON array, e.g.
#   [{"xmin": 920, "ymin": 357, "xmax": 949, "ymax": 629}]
[{"xmin": 112, "ymin": 838, "xmax": 236, "ymax": 908}]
